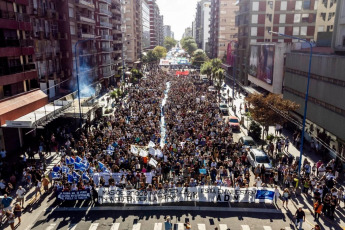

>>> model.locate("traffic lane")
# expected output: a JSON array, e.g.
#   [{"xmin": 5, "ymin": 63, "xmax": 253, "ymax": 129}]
[{"xmin": 30, "ymin": 210, "xmax": 290, "ymax": 230}]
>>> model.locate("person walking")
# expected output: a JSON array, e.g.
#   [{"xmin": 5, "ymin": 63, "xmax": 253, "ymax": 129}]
[
  {"xmin": 16, "ymin": 186, "xmax": 26, "ymax": 208},
  {"xmin": 313, "ymin": 200, "xmax": 323, "ymax": 221},
  {"xmin": 164, "ymin": 216, "xmax": 173, "ymax": 230},
  {"xmin": 1, "ymin": 194, "xmax": 13, "ymax": 211},
  {"xmin": 13, "ymin": 203, "xmax": 22, "ymax": 223},
  {"xmin": 6, "ymin": 210, "xmax": 15, "ymax": 230},
  {"xmin": 282, "ymin": 188, "xmax": 290, "ymax": 208},
  {"xmin": 294, "ymin": 206, "xmax": 305, "ymax": 230}
]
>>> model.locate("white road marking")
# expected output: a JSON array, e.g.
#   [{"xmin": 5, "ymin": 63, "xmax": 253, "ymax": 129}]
[
  {"xmin": 263, "ymin": 226, "xmax": 272, "ymax": 230},
  {"xmin": 219, "ymin": 224, "xmax": 228, "ymax": 230},
  {"xmin": 175, "ymin": 223, "xmax": 184, "ymax": 230},
  {"xmin": 241, "ymin": 225, "xmax": 251, "ymax": 230},
  {"xmin": 110, "ymin": 223, "xmax": 120, "ymax": 230},
  {"xmin": 153, "ymin": 223, "xmax": 163, "ymax": 230},
  {"xmin": 132, "ymin": 223, "xmax": 141, "ymax": 230},
  {"xmin": 197, "ymin": 223, "xmax": 206, "ymax": 230},
  {"xmin": 89, "ymin": 223, "xmax": 99, "ymax": 230},
  {"xmin": 45, "ymin": 223, "xmax": 56, "ymax": 230}
]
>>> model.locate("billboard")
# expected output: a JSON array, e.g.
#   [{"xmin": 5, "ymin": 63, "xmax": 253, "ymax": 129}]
[{"xmin": 249, "ymin": 45, "xmax": 275, "ymax": 85}]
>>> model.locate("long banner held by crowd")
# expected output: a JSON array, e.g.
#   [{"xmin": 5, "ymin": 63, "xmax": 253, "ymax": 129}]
[
  {"xmin": 97, "ymin": 186, "xmax": 274, "ymax": 205},
  {"xmin": 57, "ymin": 189, "xmax": 91, "ymax": 201}
]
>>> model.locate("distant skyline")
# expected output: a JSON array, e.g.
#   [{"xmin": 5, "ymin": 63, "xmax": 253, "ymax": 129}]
[{"xmin": 156, "ymin": 0, "xmax": 199, "ymax": 40}]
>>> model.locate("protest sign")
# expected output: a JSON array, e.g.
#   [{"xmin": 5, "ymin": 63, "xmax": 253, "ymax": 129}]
[
  {"xmin": 57, "ymin": 189, "xmax": 91, "ymax": 200},
  {"xmin": 96, "ymin": 186, "xmax": 274, "ymax": 204},
  {"xmin": 140, "ymin": 149, "xmax": 149, "ymax": 157},
  {"xmin": 148, "ymin": 158, "xmax": 158, "ymax": 167}
]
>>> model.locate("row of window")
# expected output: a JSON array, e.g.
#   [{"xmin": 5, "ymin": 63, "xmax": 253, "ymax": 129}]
[{"xmin": 252, "ymin": 0, "xmax": 317, "ymax": 11}]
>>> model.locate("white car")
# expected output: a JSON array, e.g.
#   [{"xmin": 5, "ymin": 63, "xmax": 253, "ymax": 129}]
[{"xmin": 247, "ymin": 149, "xmax": 273, "ymax": 173}]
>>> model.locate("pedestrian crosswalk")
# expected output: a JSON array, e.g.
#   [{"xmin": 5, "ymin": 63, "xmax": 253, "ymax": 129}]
[{"xmin": 43, "ymin": 222, "xmax": 293, "ymax": 230}]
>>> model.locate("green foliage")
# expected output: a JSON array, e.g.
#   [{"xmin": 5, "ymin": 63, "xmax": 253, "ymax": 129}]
[
  {"xmin": 192, "ymin": 49, "xmax": 208, "ymax": 67},
  {"xmin": 180, "ymin": 37, "xmax": 198, "ymax": 56},
  {"xmin": 266, "ymin": 134, "xmax": 275, "ymax": 141},
  {"xmin": 200, "ymin": 61, "xmax": 213, "ymax": 78},
  {"xmin": 248, "ymin": 121, "xmax": 262, "ymax": 141},
  {"xmin": 142, "ymin": 50, "xmax": 159, "ymax": 64},
  {"xmin": 164, "ymin": 37, "xmax": 177, "ymax": 51},
  {"xmin": 153, "ymin": 46, "xmax": 167, "ymax": 59}
]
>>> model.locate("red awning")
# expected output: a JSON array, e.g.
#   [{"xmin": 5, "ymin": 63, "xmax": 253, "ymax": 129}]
[{"xmin": 0, "ymin": 89, "xmax": 48, "ymax": 126}]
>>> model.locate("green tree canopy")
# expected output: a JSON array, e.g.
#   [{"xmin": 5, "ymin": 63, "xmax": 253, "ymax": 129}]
[
  {"xmin": 200, "ymin": 61, "xmax": 213, "ymax": 78},
  {"xmin": 153, "ymin": 46, "xmax": 167, "ymax": 59},
  {"xmin": 180, "ymin": 37, "xmax": 197, "ymax": 56},
  {"xmin": 164, "ymin": 37, "xmax": 177, "ymax": 51},
  {"xmin": 192, "ymin": 49, "xmax": 208, "ymax": 67},
  {"xmin": 142, "ymin": 50, "xmax": 159, "ymax": 64}
]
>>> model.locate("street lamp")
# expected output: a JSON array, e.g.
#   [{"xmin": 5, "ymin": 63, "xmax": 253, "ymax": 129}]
[
  {"xmin": 74, "ymin": 36, "xmax": 101, "ymax": 128},
  {"xmin": 269, "ymin": 31, "xmax": 313, "ymax": 180}
]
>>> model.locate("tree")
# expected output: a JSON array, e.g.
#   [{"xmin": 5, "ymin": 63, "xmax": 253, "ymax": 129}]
[
  {"xmin": 164, "ymin": 37, "xmax": 177, "ymax": 51},
  {"xmin": 153, "ymin": 46, "xmax": 167, "ymax": 59},
  {"xmin": 200, "ymin": 61, "xmax": 213, "ymax": 79},
  {"xmin": 180, "ymin": 37, "xmax": 197, "ymax": 56},
  {"xmin": 143, "ymin": 50, "xmax": 159, "ymax": 65},
  {"xmin": 245, "ymin": 93, "xmax": 300, "ymax": 138},
  {"xmin": 214, "ymin": 68, "xmax": 225, "ymax": 100},
  {"xmin": 192, "ymin": 49, "xmax": 208, "ymax": 67}
]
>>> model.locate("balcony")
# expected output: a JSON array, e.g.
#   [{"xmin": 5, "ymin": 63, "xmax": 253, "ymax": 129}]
[
  {"xmin": 99, "ymin": 8, "xmax": 112, "ymax": 17},
  {"xmin": 76, "ymin": 14, "xmax": 96, "ymax": 24},
  {"xmin": 77, "ymin": 31, "xmax": 95, "ymax": 39},
  {"xmin": 75, "ymin": 0, "xmax": 95, "ymax": 10},
  {"xmin": 99, "ymin": 0, "xmax": 112, "ymax": 4},
  {"xmin": 0, "ymin": 64, "xmax": 36, "ymax": 77},
  {"xmin": 101, "ymin": 35, "xmax": 113, "ymax": 40},
  {"xmin": 100, "ymin": 21, "xmax": 112, "ymax": 28},
  {"xmin": 103, "ymin": 69, "xmax": 115, "ymax": 78},
  {"xmin": 100, "ymin": 47, "xmax": 112, "ymax": 52},
  {"xmin": 100, "ymin": 59, "xmax": 113, "ymax": 66}
]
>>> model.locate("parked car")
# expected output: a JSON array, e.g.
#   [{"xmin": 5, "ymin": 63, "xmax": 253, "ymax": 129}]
[
  {"xmin": 238, "ymin": 136, "xmax": 257, "ymax": 148},
  {"xmin": 208, "ymin": 86, "xmax": 216, "ymax": 92},
  {"xmin": 228, "ymin": 116, "xmax": 240, "ymax": 130},
  {"xmin": 219, "ymin": 103, "xmax": 229, "ymax": 116},
  {"xmin": 247, "ymin": 148, "xmax": 273, "ymax": 173}
]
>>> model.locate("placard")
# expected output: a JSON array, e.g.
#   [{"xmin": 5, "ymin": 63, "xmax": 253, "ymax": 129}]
[{"xmin": 57, "ymin": 189, "xmax": 91, "ymax": 200}]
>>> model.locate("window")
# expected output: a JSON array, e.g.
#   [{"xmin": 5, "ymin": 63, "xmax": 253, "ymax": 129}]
[
  {"xmin": 302, "ymin": 14, "xmax": 309, "ymax": 22},
  {"xmin": 68, "ymin": 7, "xmax": 74, "ymax": 18},
  {"xmin": 278, "ymin": 39, "xmax": 284, "ymax": 43},
  {"xmin": 318, "ymin": 26, "xmax": 324, "ymax": 32},
  {"xmin": 295, "ymin": 1, "xmax": 302, "ymax": 10},
  {"xmin": 293, "ymin": 27, "xmax": 300, "ymax": 35},
  {"xmin": 279, "ymin": 14, "xmax": 286, "ymax": 23},
  {"xmin": 250, "ymin": 39, "xmax": 256, "ymax": 44},
  {"xmin": 266, "ymin": 27, "xmax": 272, "ymax": 33},
  {"xmin": 252, "ymin": 14, "xmax": 258, "ymax": 24},
  {"xmin": 252, "ymin": 2, "xmax": 259, "ymax": 11},
  {"xmin": 320, "ymin": 13, "xmax": 326, "ymax": 21},
  {"xmin": 300, "ymin": 26, "xmax": 307, "ymax": 35},
  {"xmin": 251, "ymin": 27, "xmax": 257, "ymax": 36},
  {"xmin": 303, "ymin": 0, "xmax": 311, "ymax": 9},
  {"xmin": 281, "ymin": 1, "xmax": 287, "ymax": 10},
  {"xmin": 294, "ymin": 14, "xmax": 301, "ymax": 23},
  {"xmin": 267, "ymin": 1, "xmax": 273, "ymax": 9},
  {"xmin": 327, "ymin": 25, "xmax": 333, "ymax": 31},
  {"xmin": 314, "ymin": 0, "xmax": 319, "ymax": 10},
  {"xmin": 70, "ymin": 25, "xmax": 75, "ymax": 35},
  {"xmin": 342, "ymin": 37, "xmax": 345, "ymax": 47},
  {"xmin": 267, "ymin": 14, "xmax": 272, "ymax": 22},
  {"xmin": 328, "ymin": 12, "xmax": 335, "ymax": 21},
  {"xmin": 279, "ymin": 27, "xmax": 285, "ymax": 34}
]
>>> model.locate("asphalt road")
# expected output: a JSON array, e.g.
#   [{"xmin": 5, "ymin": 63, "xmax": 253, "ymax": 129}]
[{"xmin": 29, "ymin": 209, "xmax": 292, "ymax": 230}]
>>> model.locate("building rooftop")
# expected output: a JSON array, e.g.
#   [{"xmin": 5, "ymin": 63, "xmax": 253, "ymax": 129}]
[{"xmin": 293, "ymin": 46, "xmax": 334, "ymax": 55}]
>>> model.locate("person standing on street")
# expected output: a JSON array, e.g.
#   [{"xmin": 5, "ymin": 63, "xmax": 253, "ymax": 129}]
[
  {"xmin": 13, "ymin": 203, "xmax": 22, "ymax": 223},
  {"xmin": 1, "ymin": 194, "xmax": 13, "ymax": 211},
  {"xmin": 164, "ymin": 216, "xmax": 172, "ymax": 230},
  {"xmin": 294, "ymin": 206, "xmax": 306, "ymax": 230},
  {"xmin": 16, "ymin": 186, "xmax": 26, "ymax": 208}
]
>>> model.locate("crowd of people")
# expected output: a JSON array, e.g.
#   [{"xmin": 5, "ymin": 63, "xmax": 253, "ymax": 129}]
[{"xmin": 0, "ymin": 70, "xmax": 344, "ymax": 229}]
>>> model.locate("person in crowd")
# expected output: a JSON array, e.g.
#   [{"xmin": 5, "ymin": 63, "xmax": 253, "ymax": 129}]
[
  {"xmin": 16, "ymin": 186, "xmax": 26, "ymax": 208},
  {"xmin": 294, "ymin": 206, "xmax": 305, "ymax": 230}
]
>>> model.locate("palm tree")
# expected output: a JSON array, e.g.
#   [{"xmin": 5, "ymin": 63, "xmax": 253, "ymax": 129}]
[
  {"xmin": 200, "ymin": 61, "xmax": 213, "ymax": 80},
  {"xmin": 215, "ymin": 68, "xmax": 225, "ymax": 100}
]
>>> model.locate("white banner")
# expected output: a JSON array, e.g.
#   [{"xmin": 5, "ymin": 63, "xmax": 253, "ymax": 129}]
[{"xmin": 96, "ymin": 186, "xmax": 274, "ymax": 204}]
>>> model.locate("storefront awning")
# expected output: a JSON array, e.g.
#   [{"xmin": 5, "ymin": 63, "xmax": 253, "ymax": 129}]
[{"xmin": 0, "ymin": 89, "xmax": 48, "ymax": 126}]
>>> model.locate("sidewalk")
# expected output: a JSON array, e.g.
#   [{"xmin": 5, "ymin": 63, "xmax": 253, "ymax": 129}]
[{"xmin": 223, "ymin": 83, "xmax": 345, "ymax": 230}]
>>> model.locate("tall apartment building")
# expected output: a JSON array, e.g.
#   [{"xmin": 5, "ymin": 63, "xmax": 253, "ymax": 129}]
[
  {"xmin": 332, "ymin": 0, "xmax": 345, "ymax": 53},
  {"xmin": 164, "ymin": 25, "xmax": 172, "ymax": 38},
  {"xmin": 122, "ymin": 0, "xmax": 142, "ymax": 66},
  {"xmin": 209, "ymin": 0, "xmax": 238, "ymax": 59},
  {"xmin": 157, "ymin": 15, "xmax": 163, "ymax": 46},
  {"xmin": 236, "ymin": 0, "xmax": 317, "ymax": 85},
  {"xmin": 182, "ymin": 27, "xmax": 193, "ymax": 39},
  {"xmin": 314, "ymin": 0, "xmax": 337, "ymax": 42},
  {"xmin": 195, "ymin": 0, "xmax": 211, "ymax": 51},
  {"xmin": 142, "ymin": 0, "xmax": 150, "ymax": 50}
]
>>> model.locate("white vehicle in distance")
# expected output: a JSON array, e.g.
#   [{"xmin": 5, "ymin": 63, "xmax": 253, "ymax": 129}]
[{"xmin": 247, "ymin": 148, "xmax": 273, "ymax": 173}]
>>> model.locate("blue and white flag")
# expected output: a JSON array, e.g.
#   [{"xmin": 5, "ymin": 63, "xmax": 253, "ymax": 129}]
[
  {"xmin": 106, "ymin": 145, "xmax": 115, "ymax": 155},
  {"xmin": 51, "ymin": 172, "xmax": 61, "ymax": 179},
  {"xmin": 62, "ymin": 166, "xmax": 70, "ymax": 174},
  {"xmin": 53, "ymin": 165, "xmax": 61, "ymax": 172},
  {"xmin": 73, "ymin": 171, "xmax": 80, "ymax": 181},
  {"xmin": 82, "ymin": 173, "xmax": 90, "ymax": 181},
  {"xmin": 66, "ymin": 157, "xmax": 72, "ymax": 165},
  {"xmin": 70, "ymin": 157, "xmax": 75, "ymax": 164},
  {"xmin": 89, "ymin": 167, "xmax": 94, "ymax": 175},
  {"xmin": 74, "ymin": 162, "xmax": 86, "ymax": 172},
  {"xmin": 98, "ymin": 162, "xmax": 105, "ymax": 170},
  {"xmin": 67, "ymin": 174, "xmax": 74, "ymax": 183},
  {"xmin": 75, "ymin": 156, "xmax": 82, "ymax": 163}
]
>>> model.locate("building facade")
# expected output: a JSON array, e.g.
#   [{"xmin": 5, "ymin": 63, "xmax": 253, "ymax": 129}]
[
  {"xmin": 195, "ymin": 0, "xmax": 211, "ymax": 51},
  {"xmin": 158, "ymin": 14, "xmax": 164, "ymax": 46},
  {"xmin": 164, "ymin": 25, "xmax": 172, "ymax": 38},
  {"xmin": 122, "ymin": 0, "xmax": 142, "ymax": 65},
  {"xmin": 236, "ymin": 0, "xmax": 317, "ymax": 85},
  {"xmin": 142, "ymin": 0, "xmax": 150, "ymax": 50},
  {"xmin": 148, "ymin": 0, "xmax": 159, "ymax": 49},
  {"xmin": 283, "ymin": 50, "xmax": 345, "ymax": 161},
  {"xmin": 209, "ymin": 0, "xmax": 238, "ymax": 59},
  {"xmin": 182, "ymin": 27, "xmax": 192, "ymax": 39},
  {"xmin": 314, "ymin": 0, "xmax": 337, "ymax": 42},
  {"xmin": 332, "ymin": 0, "xmax": 345, "ymax": 53}
]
